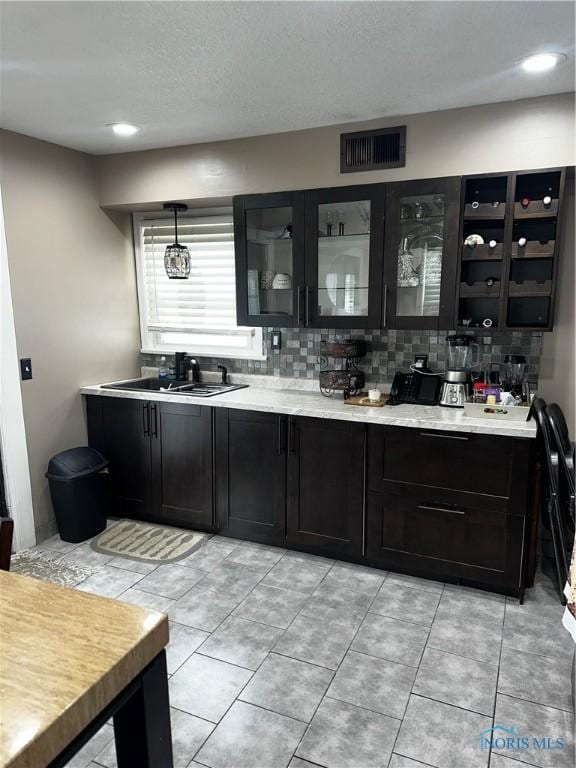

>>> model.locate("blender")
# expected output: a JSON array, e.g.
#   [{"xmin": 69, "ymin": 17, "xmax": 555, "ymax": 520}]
[
  {"xmin": 440, "ymin": 335, "xmax": 479, "ymax": 407},
  {"xmin": 503, "ymin": 354, "xmax": 528, "ymax": 400}
]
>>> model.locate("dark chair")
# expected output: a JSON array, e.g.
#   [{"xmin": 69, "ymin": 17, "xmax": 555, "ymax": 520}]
[
  {"xmin": 530, "ymin": 397, "xmax": 570, "ymax": 603},
  {"xmin": 547, "ymin": 402, "xmax": 575, "ymax": 524},
  {"xmin": 0, "ymin": 516, "xmax": 14, "ymax": 571}
]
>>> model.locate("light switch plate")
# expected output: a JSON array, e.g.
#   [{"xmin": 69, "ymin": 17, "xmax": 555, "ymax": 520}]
[
  {"xmin": 271, "ymin": 331, "xmax": 282, "ymax": 350},
  {"xmin": 20, "ymin": 358, "xmax": 32, "ymax": 380}
]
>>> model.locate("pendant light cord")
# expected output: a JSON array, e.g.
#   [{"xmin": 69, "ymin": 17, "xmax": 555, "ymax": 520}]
[{"xmin": 173, "ymin": 206, "xmax": 179, "ymax": 245}]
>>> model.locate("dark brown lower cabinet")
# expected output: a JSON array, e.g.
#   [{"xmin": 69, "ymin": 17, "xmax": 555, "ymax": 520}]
[
  {"xmin": 215, "ymin": 409, "xmax": 286, "ymax": 545},
  {"xmin": 86, "ymin": 396, "xmax": 214, "ymax": 530},
  {"xmin": 366, "ymin": 424, "xmax": 534, "ymax": 595},
  {"xmin": 86, "ymin": 396, "xmax": 535, "ymax": 596},
  {"xmin": 86, "ymin": 396, "xmax": 153, "ymax": 519},
  {"xmin": 366, "ymin": 491, "xmax": 525, "ymax": 591},
  {"xmin": 151, "ymin": 402, "xmax": 213, "ymax": 529},
  {"xmin": 286, "ymin": 416, "xmax": 365, "ymax": 558}
]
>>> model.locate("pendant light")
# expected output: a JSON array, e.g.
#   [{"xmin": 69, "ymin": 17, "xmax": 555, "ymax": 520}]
[{"xmin": 163, "ymin": 202, "xmax": 190, "ymax": 279}]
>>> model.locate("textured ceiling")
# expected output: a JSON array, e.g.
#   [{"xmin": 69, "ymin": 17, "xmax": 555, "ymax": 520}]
[{"xmin": 0, "ymin": 1, "xmax": 574, "ymax": 155}]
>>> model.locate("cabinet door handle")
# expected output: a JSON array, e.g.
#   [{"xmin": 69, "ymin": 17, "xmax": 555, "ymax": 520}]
[
  {"xmin": 143, "ymin": 403, "xmax": 150, "ymax": 438},
  {"xmin": 418, "ymin": 503, "xmax": 466, "ymax": 516},
  {"xmin": 305, "ymin": 288, "xmax": 311, "ymax": 326},
  {"xmin": 288, "ymin": 416, "xmax": 296, "ymax": 454},
  {"xmin": 277, "ymin": 416, "xmax": 283, "ymax": 455},
  {"xmin": 296, "ymin": 287, "xmax": 301, "ymax": 325},
  {"xmin": 151, "ymin": 404, "xmax": 158, "ymax": 438},
  {"xmin": 382, "ymin": 284, "xmax": 387, "ymax": 325},
  {"xmin": 419, "ymin": 431, "xmax": 469, "ymax": 441}
]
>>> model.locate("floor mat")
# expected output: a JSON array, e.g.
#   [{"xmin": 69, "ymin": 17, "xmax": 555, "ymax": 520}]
[
  {"xmin": 91, "ymin": 520, "xmax": 209, "ymax": 563},
  {"xmin": 10, "ymin": 551, "xmax": 95, "ymax": 587}
]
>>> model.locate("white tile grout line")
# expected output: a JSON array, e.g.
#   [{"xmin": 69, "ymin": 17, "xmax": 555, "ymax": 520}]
[{"xmin": 385, "ymin": 579, "xmax": 446, "ymax": 764}]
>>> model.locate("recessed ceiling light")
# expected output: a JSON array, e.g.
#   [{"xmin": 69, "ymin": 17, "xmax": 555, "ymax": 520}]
[
  {"xmin": 108, "ymin": 122, "xmax": 140, "ymax": 137},
  {"xmin": 520, "ymin": 53, "xmax": 566, "ymax": 74}
]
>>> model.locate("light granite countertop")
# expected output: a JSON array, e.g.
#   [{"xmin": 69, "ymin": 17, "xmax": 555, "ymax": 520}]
[{"xmin": 81, "ymin": 375, "xmax": 537, "ymax": 439}]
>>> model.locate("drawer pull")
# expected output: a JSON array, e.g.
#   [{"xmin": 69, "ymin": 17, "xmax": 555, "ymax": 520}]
[
  {"xmin": 419, "ymin": 432, "xmax": 469, "ymax": 441},
  {"xmin": 418, "ymin": 503, "xmax": 466, "ymax": 516}
]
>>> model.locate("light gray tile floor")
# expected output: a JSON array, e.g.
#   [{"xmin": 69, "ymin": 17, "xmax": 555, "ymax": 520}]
[{"xmin": 33, "ymin": 525, "xmax": 574, "ymax": 768}]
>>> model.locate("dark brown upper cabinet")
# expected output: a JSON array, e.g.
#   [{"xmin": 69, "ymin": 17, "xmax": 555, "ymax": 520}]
[
  {"xmin": 507, "ymin": 168, "xmax": 566, "ymax": 331},
  {"xmin": 456, "ymin": 167, "xmax": 567, "ymax": 332},
  {"xmin": 234, "ymin": 167, "xmax": 568, "ymax": 332},
  {"xmin": 234, "ymin": 191, "xmax": 306, "ymax": 327},
  {"xmin": 383, "ymin": 177, "xmax": 461, "ymax": 330},
  {"xmin": 234, "ymin": 185, "xmax": 385, "ymax": 328},
  {"xmin": 304, "ymin": 184, "xmax": 385, "ymax": 328}
]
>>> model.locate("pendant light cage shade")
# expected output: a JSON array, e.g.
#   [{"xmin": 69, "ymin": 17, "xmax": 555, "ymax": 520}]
[
  {"xmin": 163, "ymin": 202, "xmax": 191, "ymax": 279},
  {"xmin": 165, "ymin": 244, "xmax": 191, "ymax": 279}
]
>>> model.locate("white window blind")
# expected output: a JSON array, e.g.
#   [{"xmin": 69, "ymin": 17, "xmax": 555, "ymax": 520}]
[{"xmin": 134, "ymin": 212, "xmax": 263, "ymax": 359}]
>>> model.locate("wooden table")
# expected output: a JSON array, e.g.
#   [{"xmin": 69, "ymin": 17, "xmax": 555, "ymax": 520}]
[{"xmin": 0, "ymin": 571, "xmax": 173, "ymax": 768}]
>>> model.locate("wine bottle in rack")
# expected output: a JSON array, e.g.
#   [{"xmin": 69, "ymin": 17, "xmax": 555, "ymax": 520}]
[
  {"xmin": 543, "ymin": 195, "xmax": 552, "ymax": 208},
  {"xmin": 518, "ymin": 236, "xmax": 527, "ymax": 247}
]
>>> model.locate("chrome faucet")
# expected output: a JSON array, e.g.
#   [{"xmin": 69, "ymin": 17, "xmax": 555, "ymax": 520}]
[
  {"xmin": 187, "ymin": 357, "xmax": 201, "ymax": 384},
  {"xmin": 174, "ymin": 352, "xmax": 201, "ymax": 383}
]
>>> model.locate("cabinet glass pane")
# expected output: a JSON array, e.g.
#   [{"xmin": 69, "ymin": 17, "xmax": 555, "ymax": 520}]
[
  {"xmin": 246, "ymin": 206, "xmax": 293, "ymax": 317},
  {"xmin": 317, "ymin": 200, "xmax": 370, "ymax": 317},
  {"xmin": 396, "ymin": 194, "xmax": 445, "ymax": 317}
]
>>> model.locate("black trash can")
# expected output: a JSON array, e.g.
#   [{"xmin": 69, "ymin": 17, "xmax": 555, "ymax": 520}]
[{"xmin": 46, "ymin": 447, "xmax": 109, "ymax": 543}]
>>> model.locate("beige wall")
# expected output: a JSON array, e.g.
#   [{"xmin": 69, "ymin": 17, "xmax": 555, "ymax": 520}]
[
  {"xmin": 0, "ymin": 131, "xmax": 140, "ymax": 541},
  {"xmin": 539, "ymin": 175, "xmax": 575, "ymax": 437},
  {"xmin": 98, "ymin": 93, "xmax": 576, "ymax": 208}
]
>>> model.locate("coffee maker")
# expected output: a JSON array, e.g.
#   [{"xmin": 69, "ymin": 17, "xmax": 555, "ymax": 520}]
[{"xmin": 440, "ymin": 335, "xmax": 479, "ymax": 407}]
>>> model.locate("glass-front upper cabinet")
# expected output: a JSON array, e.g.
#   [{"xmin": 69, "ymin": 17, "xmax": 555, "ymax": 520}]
[
  {"xmin": 383, "ymin": 177, "xmax": 461, "ymax": 329},
  {"xmin": 305, "ymin": 185, "xmax": 385, "ymax": 328},
  {"xmin": 234, "ymin": 192, "xmax": 306, "ymax": 327}
]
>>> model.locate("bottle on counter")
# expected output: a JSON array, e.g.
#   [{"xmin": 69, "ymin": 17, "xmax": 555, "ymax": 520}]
[
  {"xmin": 472, "ymin": 381, "xmax": 487, "ymax": 404},
  {"xmin": 158, "ymin": 356, "xmax": 168, "ymax": 379}
]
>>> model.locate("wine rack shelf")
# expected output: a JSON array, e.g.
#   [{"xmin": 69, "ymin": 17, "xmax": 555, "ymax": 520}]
[
  {"xmin": 464, "ymin": 202, "xmax": 506, "ymax": 219},
  {"xmin": 508, "ymin": 280, "xmax": 552, "ymax": 298},
  {"xmin": 460, "ymin": 281, "xmax": 501, "ymax": 298},
  {"xmin": 511, "ymin": 240, "xmax": 555, "ymax": 258},
  {"xmin": 462, "ymin": 243, "xmax": 503, "ymax": 261},
  {"xmin": 513, "ymin": 199, "xmax": 559, "ymax": 219},
  {"xmin": 456, "ymin": 168, "xmax": 566, "ymax": 331}
]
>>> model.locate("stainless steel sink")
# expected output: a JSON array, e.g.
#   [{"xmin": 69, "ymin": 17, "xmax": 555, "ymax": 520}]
[
  {"xmin": 175, "ymin": 383, "xmax": 248, "ymax": 397},
  {"xmin": 102, "ymin": 378, "xmax": 248, "ymax": 397}
]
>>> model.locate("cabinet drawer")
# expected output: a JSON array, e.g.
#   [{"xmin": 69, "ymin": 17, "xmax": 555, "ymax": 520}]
[
  {"xmin": 368, "ymin": 425, "xmax": 518, "ymax": 499},
  {"xmin": 367, "ymin": 491, "xmax": 524, "ymax": 586}
]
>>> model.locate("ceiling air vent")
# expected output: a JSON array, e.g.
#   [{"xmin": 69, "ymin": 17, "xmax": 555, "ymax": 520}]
[{"xmin": 340, "ymin": 126, "xmax": 406, "ymax": 173}]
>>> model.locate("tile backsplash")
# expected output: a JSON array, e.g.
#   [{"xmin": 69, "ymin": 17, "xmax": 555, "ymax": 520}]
[{"xmin": 142, "ymin": 328, "xmax": 543, "ymax": 387}]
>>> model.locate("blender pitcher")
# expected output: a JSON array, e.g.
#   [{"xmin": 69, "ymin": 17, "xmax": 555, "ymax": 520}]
[
  {"xmin": 503, "ymin": 354, "xmax": 527, "ymax": 395},
  {"xmin": 446, "ymin": 335, "xmax": 480, "ymax": 372}
]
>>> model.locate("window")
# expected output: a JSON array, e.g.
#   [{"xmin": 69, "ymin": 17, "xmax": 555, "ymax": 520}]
[{"xmin": 134, "ymin": 210, "xmax": 263, "ymax": 359}]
